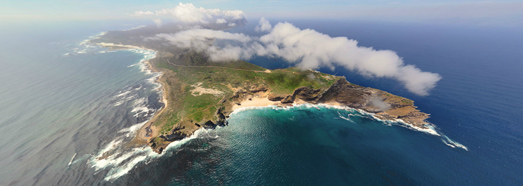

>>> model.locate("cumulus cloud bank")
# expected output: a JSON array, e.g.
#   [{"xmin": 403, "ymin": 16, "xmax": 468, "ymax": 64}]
[
  {"xmin": 153, "ymin": 18, "xmax": 441, "ymax": 96},
  {"xmin": 255, "ymin": 17, "xmax": 272, "ymax": 32},
  {"xmin": 131, "ymin": 3, "xmax": 246, "ymax": 25}
]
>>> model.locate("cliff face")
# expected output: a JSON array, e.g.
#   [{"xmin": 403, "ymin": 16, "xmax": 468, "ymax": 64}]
[
  {"xmin": 149, "ymin": 78, "xmax": 429, "ymax": 154},
  {"xmin": 317, "ymin": 78, "xmax": 429, "ymax": 126}
]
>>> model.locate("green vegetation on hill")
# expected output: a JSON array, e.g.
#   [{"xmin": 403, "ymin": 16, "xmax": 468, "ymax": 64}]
[
  {"xmin": 150, "ymin": 51, "xmax": 337, "ymax": 135},
  {"xmin": 263, "ymin": 68, "xmax": 337, "ymax": 95}
]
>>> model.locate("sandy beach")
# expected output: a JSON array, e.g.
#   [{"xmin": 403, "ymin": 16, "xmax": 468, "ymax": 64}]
[{"xmin": 231, "ymin": 97, "xmax": 280, "ymax": 111}]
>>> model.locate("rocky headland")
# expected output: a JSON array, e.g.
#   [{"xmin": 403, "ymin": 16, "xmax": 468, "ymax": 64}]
[{"xmin": 90, "ymin": 24, "xmax": 431, "ymax": 154}]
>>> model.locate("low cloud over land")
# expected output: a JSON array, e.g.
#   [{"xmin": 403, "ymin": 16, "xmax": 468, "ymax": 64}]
[
  {"xmin": 136, "ymin": 3, "xmax": 441, "ymax": 95},
  {"xmin": 147, "ymin": 14, "xmax": 441, "ymax": 96}
]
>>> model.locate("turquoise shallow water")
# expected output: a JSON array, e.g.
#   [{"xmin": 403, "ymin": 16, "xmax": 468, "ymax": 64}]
[
  {"xmin": 111, "ymin": 106, "xmax": 470, "ymax": 185},
  {"xmin": 0, "ymin": 20, "xmax": 522, "ymax": 185}
]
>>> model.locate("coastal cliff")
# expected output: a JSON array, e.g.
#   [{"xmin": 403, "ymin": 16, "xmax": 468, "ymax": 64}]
[
  {"xmin": 91, "ymin": 25, "xmax": 431, "ymax": 154},
  {"xmin": 145, "ymin": 56, "xmax": 429, "ymax": 153}
]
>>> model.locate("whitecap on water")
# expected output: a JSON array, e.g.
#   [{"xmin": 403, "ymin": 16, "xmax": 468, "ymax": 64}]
[
  {"xmin": 441, "ymin": 135, "xmax": 469, "ymax": 151},
  {"xmin": 77, "ymin": 32, "xmax": 171, "ymax": 182},
  {"xmin": 89, "ymin": 126, "xmax": 209, "ymax": 182}
]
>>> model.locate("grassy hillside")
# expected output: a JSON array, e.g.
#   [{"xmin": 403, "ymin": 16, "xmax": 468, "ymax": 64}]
[{"xmin": 151, "ymin": 51, "xmax": 337, "ymax": 135}]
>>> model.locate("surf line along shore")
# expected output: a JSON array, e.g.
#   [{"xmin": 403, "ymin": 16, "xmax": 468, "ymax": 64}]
[
  {"xmin": 94, "ymin": 42, "xmax": 436, "ymax": 154},
  {"xmin": 94, "ymin": 42, "xmax": 164, "ymax": 145}
]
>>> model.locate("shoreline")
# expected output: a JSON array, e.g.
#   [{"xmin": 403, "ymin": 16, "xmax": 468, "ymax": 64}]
[
  {"xmin": 230, "ymin": 97, "xmax": 439, "ymax": 136},
  {"xmin": 92, "ymin": 41, "xmax": 167, "ymax": 144},
  {"xmin": 135, "ymin": 59, "xmax": 165, "ymax": 143},
  {"xmin": 226, "ymin": 101, "xmax": 468, "ymax": 151}
]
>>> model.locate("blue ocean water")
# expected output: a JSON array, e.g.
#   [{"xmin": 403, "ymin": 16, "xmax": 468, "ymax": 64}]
[
  {"xmin": 0, "ymin": 21, "xmax": 163, "ymax": 185},
  {"xmin": 0, "ymin": 20, "xmax": 521, "ymax": 185}
]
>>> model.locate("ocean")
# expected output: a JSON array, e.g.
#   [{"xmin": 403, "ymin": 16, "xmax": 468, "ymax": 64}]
[{"xmin": 0, "ymin": 20, "xmax": 521, "ymax": 185}]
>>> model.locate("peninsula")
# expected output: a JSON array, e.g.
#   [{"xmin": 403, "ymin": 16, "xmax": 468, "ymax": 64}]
[{"xmin": 91, "ymin": 23, "xmax": 430, "ymax": 154}]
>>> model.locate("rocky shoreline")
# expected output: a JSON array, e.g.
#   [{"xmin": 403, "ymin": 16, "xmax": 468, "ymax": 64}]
[{"xmin": 149, "ymin": 77, "xmax": 430, "ymax": 154}]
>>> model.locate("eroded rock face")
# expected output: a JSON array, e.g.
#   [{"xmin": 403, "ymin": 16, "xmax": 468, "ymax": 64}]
[
  {"xmin": 281, "ymin": 95, "xmax": 295, "ymax": 104},
  {"xmin": 318, "ymin": 79, "xmax": 371, "ymax": 108},
  {"xmin": 318, "ymin": 79, "xmax": 429, "ymax": 127},
  {"xmin": 293, "ymin": 87, "xmax": 324, "ymax": 102},
  {"xmin": 268, "ymin": 95, "xmax": 284, "ymax": 101},
  {"xmin": 149, "ymin": 125, "xmax": 188, "ymax": 153}
]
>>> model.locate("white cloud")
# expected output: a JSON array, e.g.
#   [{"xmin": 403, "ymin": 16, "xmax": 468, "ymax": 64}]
[
  {"xmin": 152, "ymin": 18, "xmax": 441, "ymax": 95},
  {"xmin": 132, "ymin": 3, "xmax": 246, "ymax": 25},
  {"xmin": 255, "ymin": 17, "xmax": 272, "ymax": 32},
  {"xmin": 216, "ymin": 18, "xmax": 227, "ymax": 24},
  {"xmin": 152, "ymin": 18, "xmax": 163, "ymax": 27},
  {"xmin": 130, "ymin": 11, "xmax": 154, "ymax": 17},
  {"xmin": 258, "ymin": 22, "xmax": 441, "ymax": 95},
  {"xmin": 154, "ymin": 29, "xmax": 255, "ymax": 61}
]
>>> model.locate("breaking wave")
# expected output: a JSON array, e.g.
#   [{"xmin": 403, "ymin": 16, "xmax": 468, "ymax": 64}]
[
  {"xmin": 81, "ymin": 38, "xmax": 177, "ymax": 182},
  {"xmin": 89, "ymin": 125, "xmax": 209, "ymax": 182}
]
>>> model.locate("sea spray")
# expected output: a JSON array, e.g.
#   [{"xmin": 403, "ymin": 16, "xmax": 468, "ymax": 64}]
[{"xmin": 90, "ymin": 127, "xmax": 210, "ymax": 181}]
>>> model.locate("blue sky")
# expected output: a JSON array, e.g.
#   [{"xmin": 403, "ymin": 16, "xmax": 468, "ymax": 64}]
[{"xmin": 1, "ymin": 0, "xmax": 522, "ymax": 26}]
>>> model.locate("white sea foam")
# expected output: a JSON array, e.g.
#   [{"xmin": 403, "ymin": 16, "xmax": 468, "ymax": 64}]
[
  {"xmin": 103, "ymin": 154, "xmax": 148, "ymax": 181},
  {"xmin": 112, "ymin": 84, "xmax": 144, "ymax": 107},
  {"xmin": 90, "ymin": 126, "xmax": 151, "ymax": 181},
  {"xmin": 90, "ymin": 126, "xmax": 208, "ymax": 182},
  {"xmin": 147, "ymin": 73, "xmax": 162, "ymax": 90},
  {"xmin": 124, "ymin": 48, "xmax": 162, "ymax": 91},
  {"xmin": 97, "ymin": 139, "xmax": 123, "ymax": 158},
  {"xmin": 113, "ymin": 100, "xmax": 125, "ymax": 107},
  {"xmin": 113, "ymin": 95, "xmax": 136, "ymax": 107},
  {"xmin": 441, "ymin": 135, "xmax": 469, "ymax": 151},
  {"xmin": 115, "ymin": 90, "xmax": 132, "ymax": 98},
  {"xmin": 70, "ymin": 154, "xmax": 90, "ymax": 166},
  {"xmin": 68, "ymin": 32, "xmax": 108, "ymax": 55},
  {"xmin": 164, "ymin": 128, "xmax": 208, "ymax": 151},
  {"xmin": 81, "ymin": 33, "xmax": 173, "ymax": 181},
  {"xmin": 91, "ymin": 147, "xmax": 142, "ymax": 172},
  {"xmin": 95, "ymin": 43, "xmax": 161, "ymax": 94},
  {"xmin": 339, "ymin": 114, "xmax": 353, "ymax": 122},
  {"xmin": 132, "ymin": 97, "xmax": 146, "ymax": 106},
  {"xmin": 118, "ymin": 121, "xmax": 147, "ymax": 137},
  {"xmin": 132, "ymin": 107, "xmax": 150, "ymax": 118},
  {"xmin": 130, "ymin": 97, "xmax": 152, "ymax": 118}
]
